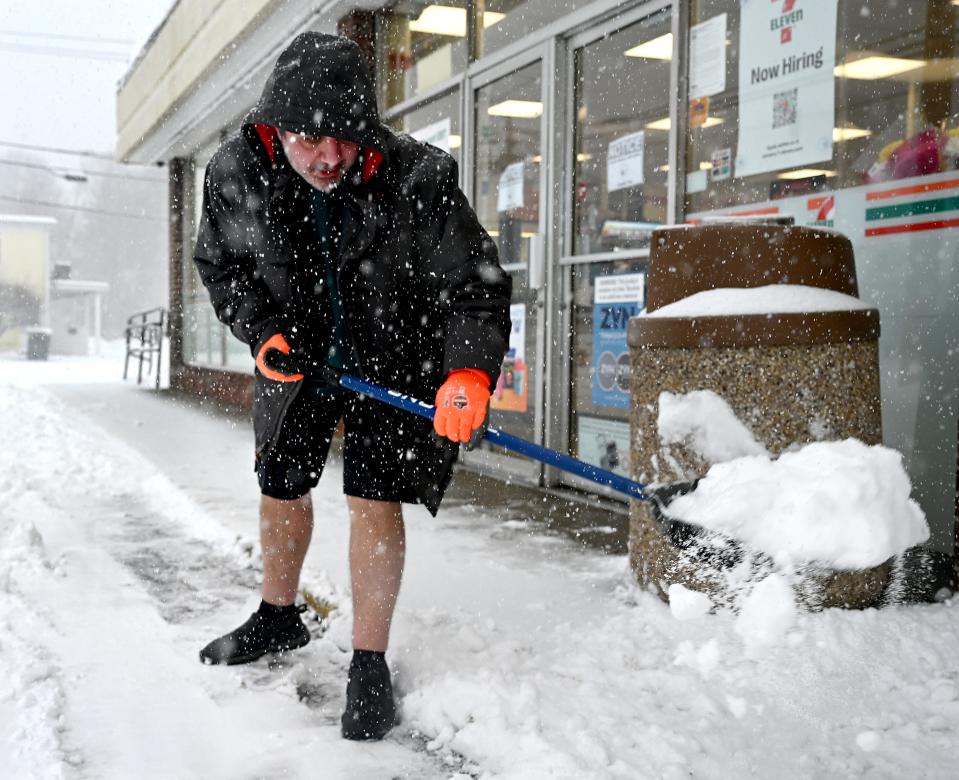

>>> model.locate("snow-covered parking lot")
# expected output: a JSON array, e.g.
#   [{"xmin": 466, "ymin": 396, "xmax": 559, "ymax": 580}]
[{"xmin": 1, "ymin": 351, "xmax": 957, "ymax": 780}]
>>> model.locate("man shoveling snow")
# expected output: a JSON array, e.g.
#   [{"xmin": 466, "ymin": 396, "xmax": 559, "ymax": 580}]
[{"xmin": 191, "ymin": 32, "xmax": 510, "ymax": 741}]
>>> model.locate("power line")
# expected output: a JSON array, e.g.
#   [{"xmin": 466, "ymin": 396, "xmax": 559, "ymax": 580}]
[
  {"xmin": 0, "ymin": 140, "xmax": 162, "ymax": 166},
  {"xmin": 0, "ymin": 30, "xmax": 136, "ymax": 47},
  {"xmin": 0, "ymin": 41, "xmax": 131, "ymax": 62},
  {"xmin": 0, "ymin": 159, "xmax": 166, "ymax": 183},
  {"xmin": 0, "ymin": 194, "xmax": 166, "ymax": 222}
]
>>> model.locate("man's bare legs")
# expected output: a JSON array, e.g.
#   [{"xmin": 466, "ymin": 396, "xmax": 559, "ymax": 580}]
[
  {"xmin": 259, "ymin": 493, "xmax": 405, "ymax": 653},
  {"xmin": 348, "ymin": 497, "xmax": 405, "ymax": 652},
  {"xmin": 260, "ymin": 494, "xmax": 314, "ymax": 605}
]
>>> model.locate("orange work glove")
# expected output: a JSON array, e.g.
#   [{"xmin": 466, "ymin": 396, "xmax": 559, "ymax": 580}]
[
  {"xmin": 433, "ymin": 369, "xmax": 491, "ymax": 446},
  {"xmin": 255, "ymin": 333, "xmax": 304, "ymax": 382}
]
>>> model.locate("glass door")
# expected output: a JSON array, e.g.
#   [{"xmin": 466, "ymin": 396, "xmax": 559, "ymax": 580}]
[
  {"xmin": 557, "ymin": 4, "xmax": 674, "ymax": 495},
  {"xmin": 466, "ymin": 52, "xmax": 548, "ymax": 481}
]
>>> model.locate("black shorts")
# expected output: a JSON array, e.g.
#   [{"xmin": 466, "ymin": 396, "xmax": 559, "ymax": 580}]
[{"xmin": 255, "ymin": 386, "xmax": 423, "ymax": 503}]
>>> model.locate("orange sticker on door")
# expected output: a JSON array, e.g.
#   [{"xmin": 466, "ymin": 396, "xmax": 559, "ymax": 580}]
[{"xmin": 689, "ymin": 96, "xmax": 710, "ymax": 128}]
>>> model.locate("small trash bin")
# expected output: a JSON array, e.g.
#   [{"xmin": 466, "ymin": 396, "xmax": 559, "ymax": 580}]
[
  {"xmin": 627, "ymin": 222, "xmax": 887, "ymax": 609},
  {"xmin": 24, "ymin": 327, "xmax": 53, "ymax": 361}
]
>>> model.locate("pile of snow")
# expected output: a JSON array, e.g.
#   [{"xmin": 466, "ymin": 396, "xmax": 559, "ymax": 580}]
[
  {"xmin": 733, "ymin": 573, "xmax": 798, "ymax": 649},
  {"xmin": 658, "ymin": 390, "xmax": 768, "ymax": 463},
  {"xmin": 667, "ymin": 438, "xmax": 929, "ymax": 569},
  {"xmin": 655, "ymin": 389, "xmax": 927, "ymax": 570},
  {"xmin": 642, "ymin": 283, "xmax": 872, "ymax": 318}
]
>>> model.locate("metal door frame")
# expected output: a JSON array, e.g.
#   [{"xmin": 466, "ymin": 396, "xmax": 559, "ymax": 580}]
[
  {"xmin": 548, "ymin": 0, "xmax": 686, "ymax": 498},
  {"xmin": 460, "ymin": 40, "xmax": 553, "ymax": 483}
]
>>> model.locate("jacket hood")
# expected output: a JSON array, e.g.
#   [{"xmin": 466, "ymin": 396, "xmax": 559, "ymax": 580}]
[{"xmin": 244, "ymin": 32, "xmax": 385, "ymax": 153}]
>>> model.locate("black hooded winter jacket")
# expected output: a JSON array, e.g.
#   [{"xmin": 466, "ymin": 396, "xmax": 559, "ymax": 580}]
[{"xmin": 193, "ymin": 33, "xmax": 512, "ymax": 513}]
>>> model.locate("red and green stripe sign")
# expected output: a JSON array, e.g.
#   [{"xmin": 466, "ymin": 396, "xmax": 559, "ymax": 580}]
[{"xmin": 865, "ymin": 179, "xmax": 959, "ymax": 237}]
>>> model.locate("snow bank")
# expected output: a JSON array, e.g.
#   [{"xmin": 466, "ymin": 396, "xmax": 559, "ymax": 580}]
[
  {"xmin": 658, "ymin": 390, "xmax": 768, "ymax": 463},
  {"xmin": 642, "ymin": 284, "xmax": 871, "ymax": 318},
  {"xmin": 3, "ymin": 356, "xmax": 957, "ymax": 780},
  {"xmin": 666, "ymin": 439, "xmax": 928, "ymax": 569}
]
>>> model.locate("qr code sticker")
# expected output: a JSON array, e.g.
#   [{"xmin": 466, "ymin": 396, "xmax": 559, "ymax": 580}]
[{"xmin": 773, "ymin": 88, "xmax": 797, "ymax": 129}]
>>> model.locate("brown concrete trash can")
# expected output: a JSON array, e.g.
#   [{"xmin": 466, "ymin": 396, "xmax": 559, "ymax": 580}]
[{"xmin": 628, "ymin": 222, "xmax": 888, "ymax": 609}]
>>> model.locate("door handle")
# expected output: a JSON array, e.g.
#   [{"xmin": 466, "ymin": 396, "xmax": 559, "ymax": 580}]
[{"xmin": 527, "ymin": 233, "xmax": 545, "ymax": 291}]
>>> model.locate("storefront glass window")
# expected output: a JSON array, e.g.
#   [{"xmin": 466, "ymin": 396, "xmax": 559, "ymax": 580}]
[
  {"xmin": 685, "ymin": 0, "xmax": 959, "ymax": 212},
  {"xmin": 473, "ymin": 62, "xmax": 542, "ymax": 447},
  {"xmin": 377, "ymin": 5, "xmax": 468, "ymax": 111},
  {"xmin": 472, "ymin": 0, "xmax": 587, "ymax": 59},
  {"xmin": 183, "ymin": 146, "xmax": 254, "ymax": 373},
  {"xmin": 182, "ymin": 156, "xmax": 221, "ymax": 369},
  {"xmin": 567, "ymin": 10, "xmax": 670, "ymax": 482},
  {"xmin": 387, "ymin": 89, "xmax": 461, "ymax": 167},
  {"xmin": 682, "ymin": 0, "xmax": 959, "ymax": 550},
  {"xmin": 572, "ymin": 9, "xmax": 672, "ymax": 255}
]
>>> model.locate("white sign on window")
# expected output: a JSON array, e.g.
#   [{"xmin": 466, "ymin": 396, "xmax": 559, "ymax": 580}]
[
  {"xmin": 607, "ymin": 131, "xmax": 645, "ymax": 192},
  {"xmin": 735, "ymin": 0, "xmax": 837, "ymax": 178},
  {"xmin": 409, "ymin": 117, "xmax": 451, "ymax": 153},
  {"xmin": 497, "ymin": 162, "xmax": 525, "ymax": 212},
  {"xmin": 594, "ymin": 273, "xmax": 645, "ymax": 305},
  {"xmin": 690, "ymin": 13, "xmax": 727, "ymax": 98}
]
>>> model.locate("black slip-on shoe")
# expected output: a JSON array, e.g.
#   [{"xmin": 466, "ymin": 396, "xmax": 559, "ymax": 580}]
[
  {"xmin": 340, "ymin": 658, "xmax": 397, "ymax": 741},
  {"xmin": 199, "ymin": 605, "xmax": 310, "ymax": 666}
]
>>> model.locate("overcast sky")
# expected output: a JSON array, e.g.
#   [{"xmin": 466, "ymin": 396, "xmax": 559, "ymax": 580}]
[{"xmin": 0, "ymin": 1, "xmax": 176, "ymax": 157}]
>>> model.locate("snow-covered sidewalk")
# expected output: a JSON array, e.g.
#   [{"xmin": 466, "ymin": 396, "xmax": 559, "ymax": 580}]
[{"xmin": 1, "ymin": 352, "xmax": 958, "ymax": 779}]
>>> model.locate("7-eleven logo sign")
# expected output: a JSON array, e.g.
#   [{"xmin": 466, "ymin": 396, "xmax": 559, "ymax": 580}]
[
  {"xmin": 807, "ymin": 195, "xmax": 835, "ymax": 226},
  {"xmin": 774, "ymin": 0, "xmax": 798, "ymax": 43}
]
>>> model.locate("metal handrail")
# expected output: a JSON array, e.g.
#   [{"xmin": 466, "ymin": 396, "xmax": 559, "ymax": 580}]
[{"xmin": 123, "ymin": 307, "xmax": 167, "ymax": 389}]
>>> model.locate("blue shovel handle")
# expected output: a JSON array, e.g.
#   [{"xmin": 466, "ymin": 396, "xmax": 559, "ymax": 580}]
[
  {"xmin": 310, "ymin": 370, "xmax": 739, "ymax": 568},
  {"xmin": 335, "ymin": 372, "xmax": 653, "ymax": 503}
]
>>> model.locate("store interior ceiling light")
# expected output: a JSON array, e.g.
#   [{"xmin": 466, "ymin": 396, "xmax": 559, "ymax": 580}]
[
  {"xmin": 488, "ymin": 100, "xmax": 543, "ymax": 118},
  {"xmin": 448, "ymin": 134, "xmax": 462, "ymax": 149},
  {"xmin": 646, "ymin": 116, "xmax": 723, "ymax": 130},
  {"xmin": 833, "ymin": 126, "xmax": 872, "ymax": 142},
  {"xmin": 532, "ymin": 154, "xmax": 586, "ymax": 164},
  {"xmin": 624, "ymin": 33, "xmax": 673, "ymax": 60},
  {"xmin": 777, "ymin": 168, "xmax": 836, "ymax": 180},
  {"xmin": 834, "ymin": 55, "xmax": 925, "ymax": 80},
  {"xmin": 408, "ymin": 5, "xmax": 505, "ymax": 37},
  {"xmin": 484, "ymin": 230, "xmax": 540, "ymax": 238},
  {"xmin": 656, "ymin": 162, "xmax": 712, "ymax": 172}
]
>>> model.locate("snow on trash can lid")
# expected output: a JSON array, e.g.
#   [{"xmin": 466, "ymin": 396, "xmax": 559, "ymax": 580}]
[
  {"xmin": 647, "ymin": 223, "xmax": 859, "ymax": 313},
  {"xmin": 628, "ymin": 284, "xmax": 880, "ymax": 350}
]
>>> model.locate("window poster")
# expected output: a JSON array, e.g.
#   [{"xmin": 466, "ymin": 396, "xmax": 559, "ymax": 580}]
[
  {"xmin": 711, "ymin": 147, "xmax": 733, "ymax": 181},
  {"xmin": 409, "ymin": 117, "xmax": 451, "ymax": 153},
  {"xmin": 689, "ymin": 13, "xmax": 727, "ymax": 98},
  {"xmin": 591, "ymin": 273, "xmax": 645, "ymax": 409},
  {"xmin": 607, "ymin": 132, "xmax": 646, "ymax": 192},
  {"xmin": 497, "ymin": 162, "xmax": 525, "ymax": 212},
  {"xmin": 491, "ymin": 303, "xmax": 528, "ymax": 412},
  {"xmin": 577, "ymin": 416, "xmax": 631, "ymax": 478},
  {"xmin": 735, "ymin": 0, "xmax": 837, "ymax": 178}
]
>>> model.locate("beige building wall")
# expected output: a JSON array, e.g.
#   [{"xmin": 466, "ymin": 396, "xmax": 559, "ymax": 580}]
[
  {"xmin": 0, "ymin": 227, "xmax": 50, "ymax": 350},
  {"xmin": 116, "ymin": 0, "xmax": 275, "ymax": 161}
]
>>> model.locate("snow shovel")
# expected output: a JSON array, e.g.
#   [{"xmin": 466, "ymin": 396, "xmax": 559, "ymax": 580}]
[{"xmin": 284, "ymin": 361, "xmax": 743, "ymax": 567}]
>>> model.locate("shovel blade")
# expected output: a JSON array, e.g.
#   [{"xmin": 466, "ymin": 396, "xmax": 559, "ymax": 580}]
[{"xmin": 646, "ymin": 481, "xmax": 744, "ymax": 570}]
